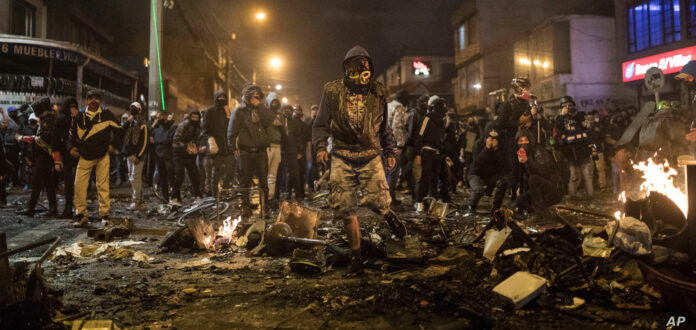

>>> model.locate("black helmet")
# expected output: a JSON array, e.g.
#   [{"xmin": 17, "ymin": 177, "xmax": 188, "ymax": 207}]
[
  {"xmin": 559, "ymin": 96, "xmax": 576, "ymax": 108},
  {"xmin": 31, "ymin": 97, "xmax": 51, "ymax": 117},
  {"xmin": 511, "ymin": 77, "xmax": 531, "ymax": 92}
]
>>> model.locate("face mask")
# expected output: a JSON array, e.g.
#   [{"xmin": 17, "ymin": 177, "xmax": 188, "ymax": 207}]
[
  {"xmin": 191, "ymin": 119, "xmax": 200, "ymax": 126},
  {"xmin": 517, "ymin": 147, "xmax": 528, "ymax": 164},
  {"xmin": 520, "ymin": 92, "xmax": 531, "ymax": 100},
  {"xmin": 215, "ymin": 98, "xmax": 228, "ymax": 108}
]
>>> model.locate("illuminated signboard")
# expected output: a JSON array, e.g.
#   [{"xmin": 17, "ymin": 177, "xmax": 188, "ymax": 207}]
[
  {"xmin": 622, "ymin": 45, "xmax": 696, "ymax": 82},
  {"xmin": 413, "ymin": 61, "xmax": 431, "ymax": 76}
]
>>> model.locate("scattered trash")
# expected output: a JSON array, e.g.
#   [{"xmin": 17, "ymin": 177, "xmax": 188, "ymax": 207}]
[
  {"xmin": 493, "ymin": 271, "xmax": 548, "ymax": 309},
  {"xmin": 182, "ymin": 288, "xmax": 198, "ymax": 295},
  {"xmin": 132, "ymin": 251, "xmax": 153, "ymax": 262},
  {"xmin": 483, "ymin": 227, "xmax": 512, "ymax": 261},
  {"xmin": 558, "ymin": 297, "xmax": 585, "ymax": 310},
  {"xmin": 581, "ymin": 236, "xmax": 613, "ymax": 258},
  {"xmin": 606, "ymin": 217, "xmax": 652, "ymax": 256},
  {"xmin": 71, "ymin": 320, "xmax": 122, "ymax": 330}
]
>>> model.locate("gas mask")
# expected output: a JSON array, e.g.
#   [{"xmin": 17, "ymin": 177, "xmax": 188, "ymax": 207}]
[
  {"xmin": 344, "ymin": 57, "xmax": 371, "ymax": 89},
  {"xmin": 129, "ymin": 102, "xmax": 142, "ymax": 116}
]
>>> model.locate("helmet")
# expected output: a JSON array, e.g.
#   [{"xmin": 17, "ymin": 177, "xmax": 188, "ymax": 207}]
[
  {"xmin": 559, "ymin": 96, "xmax": 576, "ymax": 108},
  {"xmin": 129, "ymin": 102, "xmax": 142, "ymax": 115},
  {"xmin": 511, "ymin": 77, "xmax": 531, "ymax": 92}
]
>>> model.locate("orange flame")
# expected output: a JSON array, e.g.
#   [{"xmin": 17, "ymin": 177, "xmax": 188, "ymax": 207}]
[{"xmin": 632, "ymin": 158, "xmax": 687, "ymax": 217}]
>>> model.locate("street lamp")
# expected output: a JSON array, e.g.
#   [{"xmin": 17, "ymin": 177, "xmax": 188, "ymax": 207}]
[
  {"xmin": 282, "ymin": 97, "xmax": 288, "ymax": 104},
  {"xmin": 256, "ymin": 11, "xmax": 267, "ymax": 21},
  {"xmin": 270, "ymin": 56, "xmax": 282, "ymax": 70},
  {"xmin": 275, "ymin": 84, "xmax": 282, "ymax": 90}
]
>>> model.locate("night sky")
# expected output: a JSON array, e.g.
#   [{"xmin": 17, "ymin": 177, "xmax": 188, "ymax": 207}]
[{"xmin": 90, "ymin": 0, "xmax": 461, "ymax": 108}]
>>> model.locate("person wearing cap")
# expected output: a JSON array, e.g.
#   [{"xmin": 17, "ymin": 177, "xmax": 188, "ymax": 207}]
[
  {"xmin": 69, "ymin": 90, "xmax": 123, "ymax": 226},
  {"xmin": 15, "ymin": 97, "xmax": 63, "ymax": 217},
  {"xmin": 555, "ymin": 95, "xmax": 594, "ymax": 200},
  {"xmin": 122, "ymin": 102, "xmax": 149, "ymax": 209}
]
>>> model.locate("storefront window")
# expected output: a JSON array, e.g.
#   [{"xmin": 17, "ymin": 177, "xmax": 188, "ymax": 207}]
[{"xmin": 628, "ymin": 0, "xmax": 681, "ymax": 53}]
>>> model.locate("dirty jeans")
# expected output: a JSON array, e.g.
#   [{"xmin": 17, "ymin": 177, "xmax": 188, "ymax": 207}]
[
  {"xmin": 568, "ymin": 160, "xmax": 593, "ymax": 198},
  {"xmin": 75, "ymin": 153, "xmax": 110, "ymax": 217},
  {"xmin": 127, "ymin": 156, "xmax": 144, "ymax": 203},
  {"xmin": 468, "ymin": 174, "xmax": 507, "ymax": 210},
  {"xmin": 329, "ymin": 155, "xmax": 391, "ymax": 218},
  {"xmin": 267, "ymin": 144, "xmax": 282, "ymax": 200},
  {"xmin": 594, "ymin": 152, "xmax": 606, "ymax": 190},
  {"xmin": 172, "ymin": 151, "xmax": 200, "ymax": 200},
  {"xmin": 240, "ymin": 150, "xmax": 269, "ymax": 208}
]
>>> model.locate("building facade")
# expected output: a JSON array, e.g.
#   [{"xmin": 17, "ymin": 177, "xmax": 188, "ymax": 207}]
[
  {"xmin": 614, "ymin": 0, "xmax": 696, "ymax": 109},
  {"xmin": 451, "ymin": 0, "xmax": 615, "ymax": 114},
  {"xmin": 377, "ymin": 55, "xmax": 455, "ymax": 107}
]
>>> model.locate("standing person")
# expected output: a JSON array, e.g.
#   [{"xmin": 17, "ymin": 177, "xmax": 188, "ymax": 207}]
[
  {"xmin": 386, "ymin": 90, "xmax": 410, "ymax": 206},
  {"xmin": 264, "ymin": 92, "xmax": 283, "ymax": 207},
  {"xmin": 465, "ymin": 126, "xmax": 510, "ymax": 216},
  {"xmin": 497, "ymin": 78, "xmax": 532, "ymax": 200},
  {"xmin": 312, "ymin": 46, "xmax": 406, "ymax": 276},
  {"xmin": 123, "ymin": 102, "xmax": 149, "ymax": 209},
  {"xmin": 280, "ymin": 104, "xmax": 305, "ymax": 201},
  {"xmin": 459, "ymin": 117, "xmax": 480, "ymax": 186},
  {"xmin": 203, "ymin": 91, "xmax": 233, "ymax": 197},
  {"xmin": 585, "ymin": 110, "xmax": 607, "ymax": 192},
  {"xmin": 4, "ymin": 107, "xmax": 22, "ymax": 188},
  {"xmin": 171, "ymin": 110, "xmax": 202, "ymax": 205},
  {"xmin": 55, "ymin": 97, "xmax": 79, "ymax": 218},
  {"xmin": 70, "ymin": 90, "xmax": 123, "ymax": 226},
  {"xmin": 555, "ymin": 96, "xmax": 594, "ymax": 200},
  {"xmin": 227, "ymin": 85, "xmax": 275, "ymax": 218},
  {"xmin": 443, "ymin": 107, "xmax": 460, "ymax": 198},
  {"xmin": 305, "ymin": 105, "xmax": 319, "ymax": 192},
  {"xmin": 413, "ymin": 97, "xmax": 448, "ymax": 212},
  {"xmin": 407, "ymin": 95, "xmax": 429, "ymax": 199},
  {"xmin": 15, "ymin": 97, "xmax": 62, "ymax": 217},
  {"xmin": 151, "ymin": 111, "xmax": 176, "ymax": 202},
  {"xmin": 293, "ymin": 105, "xmax": 309, "ymax": 195}
]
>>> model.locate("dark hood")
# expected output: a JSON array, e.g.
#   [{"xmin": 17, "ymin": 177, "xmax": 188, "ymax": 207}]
[
  {"xmin": 62, "ymin": 97, "xmax": 78, "ymax": 116},
  {"xmin": 266, "ymin": 92, "xmax": 279, "ymax": 109},
  {"xmin": 31, "ymin": 97, "xmax": 52, "ymax": 117},
  {"xmin": 241, "ymin": 84, "xmax": 264, "ymax": 106},
  {"xmin": 514, "ymin": 128, "xmax": 536, "ymax": 150},
  {"xmin": 342, "ymin": 45, "xmax": 374, "ymax": 76}
]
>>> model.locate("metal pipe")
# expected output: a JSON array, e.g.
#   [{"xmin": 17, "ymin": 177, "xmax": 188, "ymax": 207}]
[{"xmin": 0, "ymin": 236, "xmax": 58, "ymax": 259}]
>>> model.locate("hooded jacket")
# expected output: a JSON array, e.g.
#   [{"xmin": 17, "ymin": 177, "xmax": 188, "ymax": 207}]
[
  {"xmin": 280, "ymin": 105, "xmax": 305, "ymax": 154},
  {"xmin": 123, "ymin": 115, "xmax": 149, "ymax": 159},
  {"xmin": 414, "ymin": 99, "xmax": 446, "ymax": 152},
  {"xmin": 173, "ymin": 110, "xmax": 202, "ymax": 152},
  {"xmin": 68, "ymin": 105, "xmax": 122, "ymax": 161},
  {"xmin": 312, "ymin": 45, "xmax": 396, "ymax": 161},
  {"xmin": 496, "ymin": 96, "xmax": 530, "ymax": 145},
  {"xmin": 515, "ymin": 129, "xmax": 566, "ymax": 194},
  {"xmin": 56, "ymin": 97, "xmax": 77, "ymax": 154},
  {"xmin": 265, "ymin": 92, "xmax": 283, "ymax": 145},
  {"xmin": 203, "ymin": 90, "xmax": 231, "ymax": 156},
  {"xmin": 227, "ymin": 86, "xmax": 275, "ymax": 152}
]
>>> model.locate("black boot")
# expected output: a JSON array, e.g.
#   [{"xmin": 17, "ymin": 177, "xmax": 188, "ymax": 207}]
[
  {"xmin": 384, "ymin": 210, "xmax": 407, "ymax": 239},
  {"xmin": 43, "ymin": 206, "xmax": 58, "ymax": 217},
  {"xmin": 344, "ymin": 249, "xmax": 364, "ymax": 278},
  {"xmin": 15, "ymin": 208, "xmax": 35, "ymax": 217},
  {"xmin": 60, "ymin": 207, "xmax": 73, "ymax": 219}
]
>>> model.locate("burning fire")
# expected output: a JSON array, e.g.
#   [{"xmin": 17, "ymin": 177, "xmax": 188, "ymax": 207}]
[
  {"xmin": 632, "ymin": 158, "xmax": 687, "ymax": 217},
  {"xmin": 203, "ymin": 216, "xmax": 242, "ymax": 250}
]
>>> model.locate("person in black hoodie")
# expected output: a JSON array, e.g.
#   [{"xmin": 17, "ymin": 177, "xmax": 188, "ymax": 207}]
[
  {"xmin": 70, "ymin": 90, "xmax": 123, "ymax": 226},
  {"xmin": 203, "ymin": 90, "xmax": 233, "ymax": 197},
  {"xmin": 413, "ymin": 96, "xmax": 448, "ymax": 212},
  {"xmin": 55, "ymin": 97, "xmax": 79, "ymax": 218},
  {"xmin": 279, "ymin": 104, "xmax": 305, "ymax": 201},
  {"xmin": 312, "ymin": 46, "xmax": 405, "ymax": 276},
  {"xmin": 407, "ymin": 95, "xmax": 429, "ymax": 198},
  {"xmin": 555, "ymin": 96, "xmax": 594, "ymax": 200},
  {"xmin": 15, "ymin": 97, "xmax": 62, "ymax": 217},
  {"xmin": 151, "ymin": 111, "xmax": 176, "ymax": 202},
  {"xmin": 514, "ymin": 129, "xmax": 565, "ymax": 221},
  {"xmin": 465, "ymin": 124, "xmax": 510, "ymax": 216},
  {"xmin": 123, "ymin": 102, "xmax": 149, "ymax": 209},
  {"xmin": 227, "ymin": 84, "xmax": 275, "ymax": 218},
  {"xmin": 171, "ymin": 110, "xmax": 202, "ymax": 205}
]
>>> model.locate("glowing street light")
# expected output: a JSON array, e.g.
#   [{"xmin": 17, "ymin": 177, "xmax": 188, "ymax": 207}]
[
  {"xmin": 275, "ymin": 84, "xmax": 282, "ymax": 90},
  {"xmin": 255, "ymin": 11, "xmax": 267, "ymax": 21},
  {"xmin": 270, "ymin": 56, "xmax": 282, "ymax": 69},
  {"xmin": 281, "ymin": 97, "xmax": 288, "ymax": 104}
]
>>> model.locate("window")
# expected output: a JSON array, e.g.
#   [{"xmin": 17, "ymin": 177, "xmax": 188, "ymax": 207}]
[
  {"xmin": 458, "ymin": 24, "xmax": 466, "ymax": 50},
  {"xmin": 687, "ymin": 0, "xmax": 696, "ymax": 38},
  {"xmin": 628, "ymin": 0, "xmax": 681, "ymax": 53},
  {"xmin": 10, "ymin": 0, "xmax": 36, "ymax": 37}
]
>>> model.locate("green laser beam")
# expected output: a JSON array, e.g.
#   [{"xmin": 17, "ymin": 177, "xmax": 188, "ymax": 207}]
[{"xmin": 152, "ymin": 0, "xmax": 165, "ymax": 111}]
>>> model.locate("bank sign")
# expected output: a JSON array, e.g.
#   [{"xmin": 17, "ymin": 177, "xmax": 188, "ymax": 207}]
[{"xmin": 622, "ymin": 46, "xmax": 696, "ymax": 82}]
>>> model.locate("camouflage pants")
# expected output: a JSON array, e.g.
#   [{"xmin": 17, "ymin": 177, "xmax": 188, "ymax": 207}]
[{"xmin": 329, "ymin": 155, "xmax": 391, "ymax": 218}]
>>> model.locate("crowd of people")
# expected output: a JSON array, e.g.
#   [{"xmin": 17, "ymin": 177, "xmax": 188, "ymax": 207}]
[{"xmin": 0, "ymin": 67, "xmax": 645, "ymax": 231}]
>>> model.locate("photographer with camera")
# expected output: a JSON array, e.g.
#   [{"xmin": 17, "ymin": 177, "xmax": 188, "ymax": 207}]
[{"xmin": 555, "ymin": 96, "xmax": 594, "ymax": 200}]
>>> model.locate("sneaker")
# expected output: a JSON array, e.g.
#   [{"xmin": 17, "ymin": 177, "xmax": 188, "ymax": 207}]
[
  {"xmin": 464, "ymin": 205, "xmax": 476, "ymax": 217},
  {"xmin": 414, "ymin": 202, "xmax": 424, "ymax": 213},
  {"xmin": 72, "ymin": 214, "xmax": 89, "ymax": 227},
  {"xmin": 169, "ymin": 198, "xmax": 182, "ymax": 207}
]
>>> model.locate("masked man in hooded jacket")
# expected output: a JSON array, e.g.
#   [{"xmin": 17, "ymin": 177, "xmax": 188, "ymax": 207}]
[
  {"xmin": 122, "ymin": 102, "xmax": 149, "ymax": 209},
  {"xmin": 313, "ymin": 46, "xmax": 407, "ymax": 277},
  {"xmin": 204, "ymin": 91, "xmax": 235, "ymax": 197},
  {"xmin": 227, "ymin": 85, "xmax": 276, "ymax": 218}
]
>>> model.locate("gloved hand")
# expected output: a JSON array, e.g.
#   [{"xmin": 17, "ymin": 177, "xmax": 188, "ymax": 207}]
[{"xmin": 208, "ymin": 136, "xmax": 219, "ymax": 154}]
